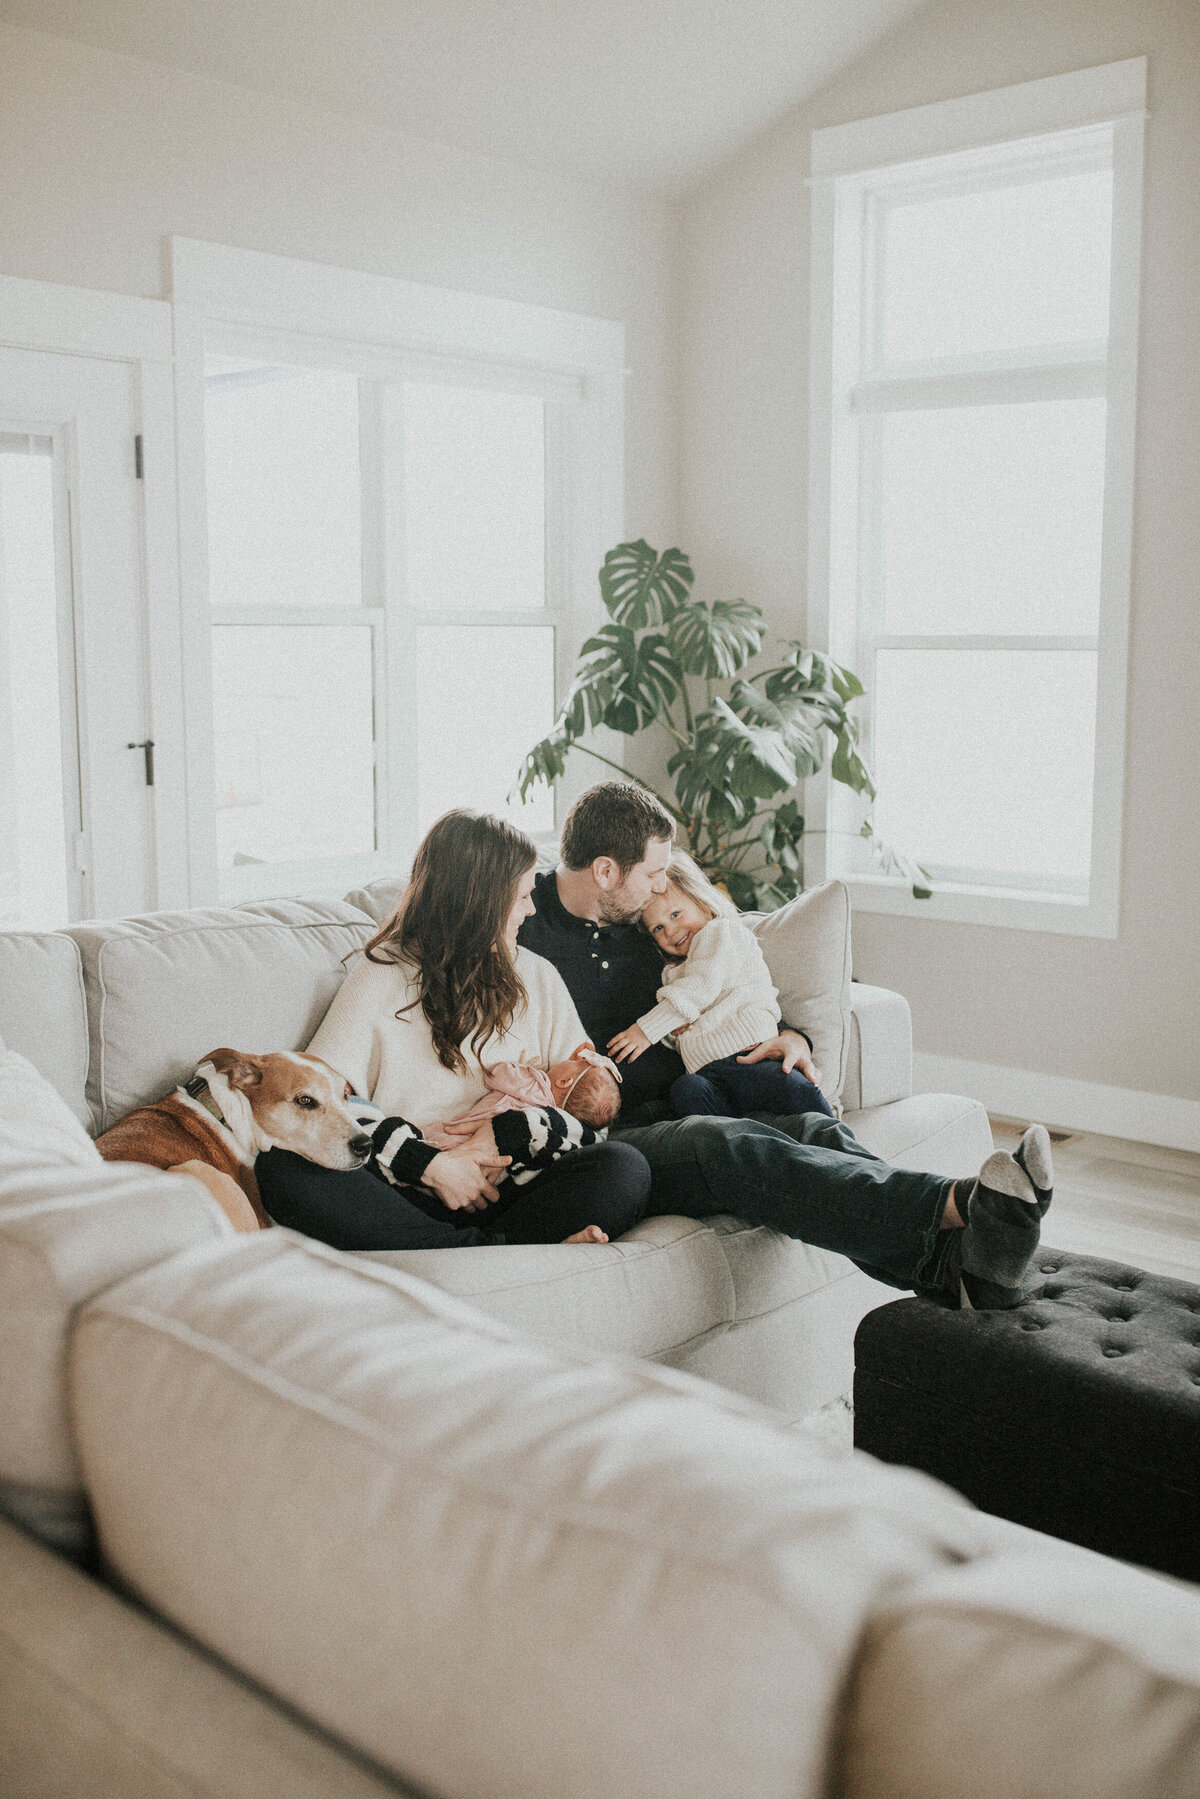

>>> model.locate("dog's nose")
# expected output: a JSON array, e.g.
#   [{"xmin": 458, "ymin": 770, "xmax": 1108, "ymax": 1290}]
[{"xmin": 350, "ymin": 1134, "xmax": 374, "ymax": 1158}]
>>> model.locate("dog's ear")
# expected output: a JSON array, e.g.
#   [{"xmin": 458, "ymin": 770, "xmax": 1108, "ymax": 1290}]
[{"xmin": 203, "ymin": 1048, "xmax": 263, "ymax": 1090}]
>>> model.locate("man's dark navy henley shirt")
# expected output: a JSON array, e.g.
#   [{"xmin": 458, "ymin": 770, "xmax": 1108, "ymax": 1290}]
[{"xmin": 517, "ymin": 869, "xmax": 684, "ymax": 1115}]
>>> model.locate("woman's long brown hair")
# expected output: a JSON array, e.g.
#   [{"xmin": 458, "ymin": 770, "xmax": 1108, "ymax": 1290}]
[{"xmin": 364, "ymin": 810, "xmax": 537, "ymax": 1073}]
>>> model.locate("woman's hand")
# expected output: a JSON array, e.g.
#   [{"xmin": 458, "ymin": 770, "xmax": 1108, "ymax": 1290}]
[
  {"xmin": 608, "ymin": 1023, "xmax": 651, "ymax": 1063},
  {"xmin": 422, "ymin": 1122, "xmax": 511, "ymax": 1212}
]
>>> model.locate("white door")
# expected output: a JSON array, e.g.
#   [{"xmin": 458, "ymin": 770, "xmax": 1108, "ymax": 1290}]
[{"xmin": 0, "ymin": 347, "xmax": 153, "ymax": 925}]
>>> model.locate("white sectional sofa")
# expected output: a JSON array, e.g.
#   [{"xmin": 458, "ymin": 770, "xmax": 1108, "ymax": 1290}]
[
  {"xmin": 4, "ymin": 888, "xmax": 1198, "ymax": 1797},
  {"xmin": 1, "ymin": 884, "xmax": 991, "ymax": 1425}
]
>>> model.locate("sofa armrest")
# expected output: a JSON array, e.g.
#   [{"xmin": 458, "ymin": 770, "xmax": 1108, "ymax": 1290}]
[{"xmin": 841, "ymin": 984, "xmax": 912, "ymax": 1112}]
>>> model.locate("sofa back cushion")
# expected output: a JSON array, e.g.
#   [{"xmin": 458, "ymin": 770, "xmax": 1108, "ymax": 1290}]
[
  {"xmin": 67, "ymin": 900, "xmax": 373, "ymax": 1133},
  {"xmin": 72, "ymin": 1232, "xmax": 988, "ymax": 1799},
  {"xmin": 0, "ymin": 1092, "xmax": 231, "ymax": 1554},
  {"xmin": 747, "ymin": 880, "xmax": 852, "ymax": 1103},
  {"xmin": 0, "ymin": 931, "xmax": 90, "ymax": 1125},
  {"xmin": 839, "ymin": 1552, "xmax": 1200, "ymax": 1799}
]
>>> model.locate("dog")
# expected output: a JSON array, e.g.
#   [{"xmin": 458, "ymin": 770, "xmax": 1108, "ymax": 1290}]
[{"xmin": 94, "ymin": 1048, "xmax": 376, "ymax": 1230}]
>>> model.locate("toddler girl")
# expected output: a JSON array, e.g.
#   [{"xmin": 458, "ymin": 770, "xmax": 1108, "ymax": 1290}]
[{"xmin": 607, "ymin": 852, "xmax": 834, "ymax": 1122}]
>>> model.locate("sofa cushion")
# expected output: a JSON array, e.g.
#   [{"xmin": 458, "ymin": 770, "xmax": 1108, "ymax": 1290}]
[
  {"xmin": 340, "ymin": 876, "xmax": 406, "ymax": 925},
  {"xmin": 360, "ymin": 1214, "xmax": 736, "ymax": 1360},
  {"xmin": 0, "ymin": 1134, "xmax": 232, "ymax": 1555},
  {"xmin": 0, "ymin": 930, "xmax": 90, "ymax": 1125},
  {"xmin": 745, "ymin": 881, "xmax": 852, "ymax": 1103},
  {"xmin": 0, "ymin": 1513, "xmax": 411, "ymax": 1799},
  {"xmin": 67, "ymin": 900, "xmax": 373, "ymax": 1132},
  {"xmin": 72, "ymin": 1231, "xmax": 992, "ymax": 1799},
  {"xmin": 0, "ymin": 1047, "xmax": 100, "ymax": 1170},
  {"xmin": 839, "ymin": 1551, "xmax": 1200, "ymax": 1799}
]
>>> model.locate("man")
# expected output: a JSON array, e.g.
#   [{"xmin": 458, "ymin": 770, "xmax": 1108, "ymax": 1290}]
[{"xmin": 519, "ymin": 782, "xmax": 1054, "ymax": 1308}]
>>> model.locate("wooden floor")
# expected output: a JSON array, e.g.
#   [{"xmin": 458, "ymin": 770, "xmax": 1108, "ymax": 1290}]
[{"xmin": 989, "ymin": 1115, "xmax": 1200, "ymax": 1285}]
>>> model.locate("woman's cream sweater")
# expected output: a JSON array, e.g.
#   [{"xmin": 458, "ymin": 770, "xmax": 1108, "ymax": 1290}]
[
  {"xmin": 635, "ymin": 916, "xmax": 780, "ymax": 1074},
  {"xmin": 306, "ymin": 947, "xmax": 588, "ymax": 1128}
]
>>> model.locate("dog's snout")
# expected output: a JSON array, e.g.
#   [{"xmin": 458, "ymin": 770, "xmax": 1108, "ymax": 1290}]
[{"xmin": 350, "ymin": 1134, "xmax": 374, "ymax": 1158}]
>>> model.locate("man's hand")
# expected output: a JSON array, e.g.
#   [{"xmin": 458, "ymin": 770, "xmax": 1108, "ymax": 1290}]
[
  {"xmin": 608, "ymin": 1023, "xmax": 651, "ymax": 1063},
  {"xmin": 422, "ymin": 1122, "xmax": 511, "ymax": 1212},
  {"xmin": 737, "ymin": 1030, "xmax": 822, "ymax": 1086}
]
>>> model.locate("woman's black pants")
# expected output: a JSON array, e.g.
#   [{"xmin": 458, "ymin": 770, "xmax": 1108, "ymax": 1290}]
[{"xmin": 256, "ymin": 1140, "xmax": 652, "ymax": 1252}]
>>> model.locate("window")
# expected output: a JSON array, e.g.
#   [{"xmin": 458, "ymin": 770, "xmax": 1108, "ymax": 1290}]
[
  {"xmin": 174, "ymin": 240, "xmax": 624, "ymax": 904},
  {"xmin": 807, "ymin": 60, "xmax": 1145, "ymax": 935}
]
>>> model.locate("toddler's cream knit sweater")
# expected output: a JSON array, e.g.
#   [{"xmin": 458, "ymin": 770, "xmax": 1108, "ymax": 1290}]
[{"xmin": 635, "ymin": 916, "xmax": 780, "ymax": 1073}]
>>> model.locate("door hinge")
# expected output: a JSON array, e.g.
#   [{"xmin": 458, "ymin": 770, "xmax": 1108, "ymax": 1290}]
[
  {"xmin": 134, "ymin": 434, "xmax": 144, "ymax": 479},
  {"xmin": 72, "ymin": 833, "xmax": 89, "ymax": 875}
]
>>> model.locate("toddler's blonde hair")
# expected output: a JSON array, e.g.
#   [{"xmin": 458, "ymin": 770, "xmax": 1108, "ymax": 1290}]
[{"xmin": 648, "ymin": 851, "xmax": 739, "ymax": 927}]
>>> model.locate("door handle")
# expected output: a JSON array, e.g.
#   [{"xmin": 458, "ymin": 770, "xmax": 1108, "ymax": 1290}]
[{"xmin": 126, "ymin": 738, "xmax": 155, "ymax": 786}]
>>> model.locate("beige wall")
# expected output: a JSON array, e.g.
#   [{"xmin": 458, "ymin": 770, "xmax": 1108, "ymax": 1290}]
[
  {"xmin": 679, "ymin": 0, "xmax": 1200, "ymax": 1107},
  {"xmin": 0, "ymin": 18, "xmax": 677, "ymax": 556}
]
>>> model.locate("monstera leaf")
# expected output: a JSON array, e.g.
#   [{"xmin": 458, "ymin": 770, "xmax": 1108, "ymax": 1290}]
[
  {"xmin": 599, "ymin": 541, "xmax": 693, "ymax": 627},
  {"xmin": 668, "ymin": 596, "xmax": 764, "ymax": 680},
  {"xmin": 668, "ymin": 734, "xmax": 761, "ymax": 833},
  {"xmin": 693, "ymin": 696, "xmax": 798, "ymax": 798},
  {"xmin": 831, "ymin": 719, "xmax": 876, "ymax": 799},
  {"xmin": 578, "ymin": 624, "xmax": 681, "ymax": 734},
  {"xmin": 723, "ymin": 681, "xmax": 830, "ymax": 779}
]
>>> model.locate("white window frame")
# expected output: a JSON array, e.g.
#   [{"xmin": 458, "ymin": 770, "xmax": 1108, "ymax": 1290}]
[
  {"xmin": 171, "ymin": 238, "xmax": 625, "ymax": 906},
  {"xmin": 805, "ymin": 59, "xmax": 1146, "ymax": 937}
]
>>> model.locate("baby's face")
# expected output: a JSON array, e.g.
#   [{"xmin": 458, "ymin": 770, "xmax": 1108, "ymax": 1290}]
[{"xmin": 642, "ymin": 883, "xmax": 710, "ymax": 958}]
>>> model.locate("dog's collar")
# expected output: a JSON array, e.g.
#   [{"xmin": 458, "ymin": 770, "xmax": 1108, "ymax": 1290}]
[{"xmin": 184, "ymin": 1074, "xmax": 228, "ymax": 1127}]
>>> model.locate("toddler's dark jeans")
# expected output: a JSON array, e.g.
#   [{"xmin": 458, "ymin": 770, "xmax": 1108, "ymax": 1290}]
[{"xmin": 670, "ymin": 1051, "xmax": 835, "ymax": 1121}]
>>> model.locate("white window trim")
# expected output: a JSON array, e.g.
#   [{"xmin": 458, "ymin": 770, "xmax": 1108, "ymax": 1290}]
[
  {"xmin": 805, "ymin": 59, "xmax": 1145, "ymax": 938},
  {"xmin": 170, "ymin": 239, "xmax": 625, "ymax": 906}
]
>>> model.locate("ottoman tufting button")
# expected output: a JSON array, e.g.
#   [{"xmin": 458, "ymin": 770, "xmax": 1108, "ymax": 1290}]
[
  {"xmin": 1040, "ymin": 1262, "xmax": 1060, "ymax": 1273},
  {"xmin": 1103, "ymin": 1346, "xmax": 1125, "ymax": 1357}
]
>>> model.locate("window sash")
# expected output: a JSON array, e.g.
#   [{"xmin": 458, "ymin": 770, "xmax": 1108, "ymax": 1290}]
[
  {"xmin": 201, "ymin": 346, "xmax": 570, "ymax": 905},
  {"xmin": 807, "ymin": 66, "xmax": 1144, "ymax": 937}
]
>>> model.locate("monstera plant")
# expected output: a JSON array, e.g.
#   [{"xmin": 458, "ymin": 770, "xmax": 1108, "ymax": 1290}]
[{"xmin": 512, "ymin": 540, "xmax": 929, "ymax": 911}]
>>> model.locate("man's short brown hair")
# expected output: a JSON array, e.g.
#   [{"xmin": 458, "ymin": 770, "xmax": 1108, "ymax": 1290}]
[{"xmin": 559, "ymin": 782, "xmax": 675, "ymax": 874}]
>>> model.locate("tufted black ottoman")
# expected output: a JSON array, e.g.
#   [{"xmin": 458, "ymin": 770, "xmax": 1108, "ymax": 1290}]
[{"xmin": 853, "ymin": 1249, "xmax": 1200, "ymax": 1581}]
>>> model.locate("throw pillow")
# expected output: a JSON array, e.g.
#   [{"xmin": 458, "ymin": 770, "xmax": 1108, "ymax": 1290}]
[
  {"xmin": 747, "ymin": 881, "xmax": 852, "ymax": 1106},
  {"xmin": 0, "ymin": 1048, "xmax": 101, "ymax": 1170}
]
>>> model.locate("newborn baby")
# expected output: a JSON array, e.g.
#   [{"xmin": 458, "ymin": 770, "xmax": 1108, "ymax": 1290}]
[
  {"xmin": 364, "ymin": 1045, "xmax": 625, "ymax": 1242},
  {"xmin": 420, "ymin": 1044, "xmax": 622, "ymax": 1149}
]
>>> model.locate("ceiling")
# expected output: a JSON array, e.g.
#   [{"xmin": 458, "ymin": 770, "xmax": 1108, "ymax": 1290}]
[{"xmin": 0, "ymin": 0, "xmax": 929, "ymax": 193}]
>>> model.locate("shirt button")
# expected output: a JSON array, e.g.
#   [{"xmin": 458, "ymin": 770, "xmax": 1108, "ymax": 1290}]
[{"xmin": 601, "ymin": 961, "xmax": 609, "ymax": 969}]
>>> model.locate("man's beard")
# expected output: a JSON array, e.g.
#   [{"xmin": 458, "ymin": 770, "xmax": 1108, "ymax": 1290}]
[{"xmin": 595, "ymin": 882, "xmax": 642, "ymax": 924}]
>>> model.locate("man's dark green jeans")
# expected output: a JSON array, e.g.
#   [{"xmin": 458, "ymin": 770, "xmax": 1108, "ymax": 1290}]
[{"xmin": 612, "ymin": 1109, "xmax": 958, "ymax": 1298}]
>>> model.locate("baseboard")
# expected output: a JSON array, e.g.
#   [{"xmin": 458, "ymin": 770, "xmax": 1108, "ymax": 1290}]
[{"xmin": 912, "ymin": 1052, "xmax": 1200, "ymax": 1154}]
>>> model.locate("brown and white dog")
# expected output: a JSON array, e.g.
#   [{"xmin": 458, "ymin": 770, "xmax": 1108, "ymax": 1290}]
[{"xmin": 94, "ymin": 1049, "xmax": 376, "ymax": 1232}]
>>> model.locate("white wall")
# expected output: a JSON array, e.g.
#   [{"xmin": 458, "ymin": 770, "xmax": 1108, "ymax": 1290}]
[
  {"xmin": 0, "ymin": 17, "xmax": 677, "ymax": 579},
  {"xmin": 679, "ymin": 0, "xmax": 1200, "ymax": 1126}
]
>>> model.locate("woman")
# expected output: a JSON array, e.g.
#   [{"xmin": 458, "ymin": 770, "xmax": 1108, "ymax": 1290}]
[{"xmin": 256, "ymin": 811, "xmax": 652, "ymax": 1251}]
